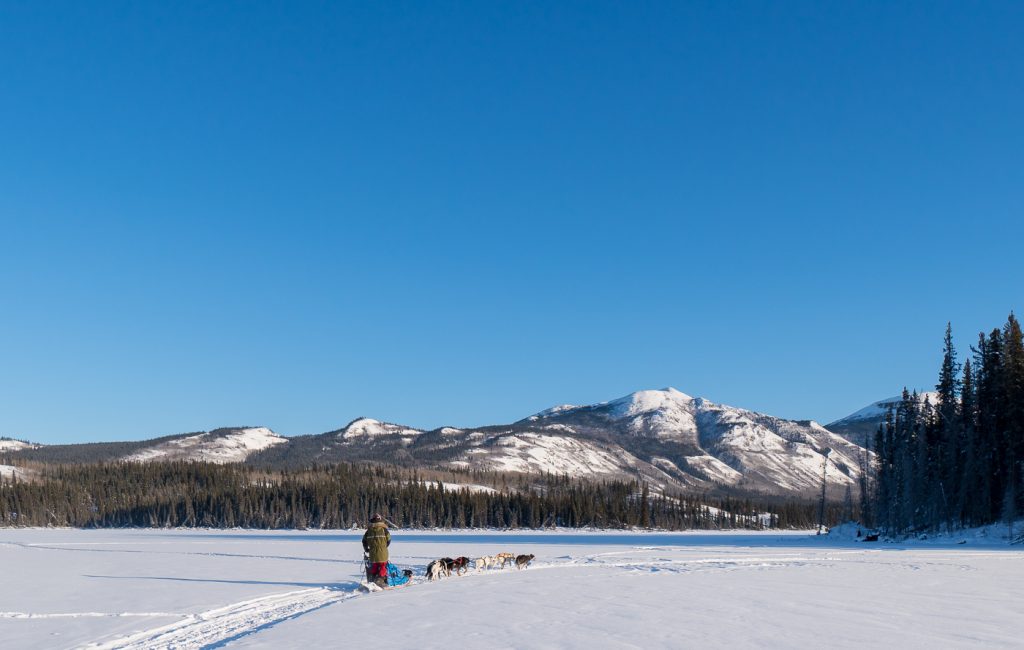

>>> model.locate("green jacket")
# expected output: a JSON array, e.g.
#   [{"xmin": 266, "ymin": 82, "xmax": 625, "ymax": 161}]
[{"xmin": 362, "ymin": 521, "xmax": 391, "ymax": 563}]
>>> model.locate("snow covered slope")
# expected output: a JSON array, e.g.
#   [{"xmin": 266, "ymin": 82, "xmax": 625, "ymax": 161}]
[
  {"xmin": 0, "ymin": 464, "xmax": 33, "ymax": 481},
  {"xmin": 0, "ymin": 438, "xmax": 36, "ymax": 453},
  {"xmin": 123, "ymin": 427, "xmax": 287, "ymax": 464},
  {"xmin": 340, "ymin": 418, "xmax": 423, "ymax": 441},
  {"xmin": 511, "ymin": 388, "xmax": 866, "ymax": 494},
  {"xmin": 827, "ymin": 391, "xmax": 940, "ymax": 443},
  {"xmin": 461, "ymin": 432, "xmax": 640, "ymax": 476}
]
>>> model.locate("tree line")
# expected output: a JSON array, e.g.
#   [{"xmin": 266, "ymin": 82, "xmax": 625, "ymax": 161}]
[
  {"xmin": 871, "ymin": 314, "xmax": 1024, "ymax": 534},
  {"xmin": 0, "ymin": 460, "xmax": 835, "ymax": 530}
]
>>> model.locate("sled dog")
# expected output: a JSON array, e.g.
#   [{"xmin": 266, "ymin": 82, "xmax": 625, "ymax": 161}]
[
  {"xmin": 495, "ymin": 552, "xmax": 515, "ymax": 568},
  {"xmin": 449, "ymin": 556, "xmax": 471, "ymax": 576},
  {"xmin": 426, "ymin": 558, "xmax": 451, "ymax": 580},
  {"xmin": 474, "ymin": 556, "xmax": 497, "ymax": 571}
]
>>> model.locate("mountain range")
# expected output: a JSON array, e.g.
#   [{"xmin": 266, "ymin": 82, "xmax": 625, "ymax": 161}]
[{"xmin": 4, "ymin": 388, "xmax": 911, "ymax": 497}]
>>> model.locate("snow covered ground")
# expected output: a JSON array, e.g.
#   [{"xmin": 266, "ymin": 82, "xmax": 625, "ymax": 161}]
[
  {"xmin": 0, "ymin": 464, "xmax": 33, "ymax": 481},
  {"xmin": 1, "ymin": 529, "xmax": 1022, "ymax": 649}
]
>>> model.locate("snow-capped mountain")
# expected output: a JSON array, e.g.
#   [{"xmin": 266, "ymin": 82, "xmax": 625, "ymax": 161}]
[
  {"xmin": 827, "ymin": 391, "xmax": 940, "ymax": 444},
  {"xmin": 249, "ymin": 388, "xmax": 867, "ymax": 496},
  {"xmin": 4, "ymin": 389, "xmax": 874, "ymax": 497},
  {"xmin": 122, "ymin": 427, "xmax": 287, "ymax": 464},
  {"xmin": 508, "ymin": 388, "xmax": 865, "ymax": 494}
]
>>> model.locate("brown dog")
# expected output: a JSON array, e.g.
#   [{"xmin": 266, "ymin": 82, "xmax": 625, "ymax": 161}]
[
  {"xmin": 495, "ymin": 552, "xmax": 515, "ymax": 569},
  {"xmin": 515, "ymin": 554, "xmax": 535, "ymax": 569},
  {"xmin": 449, "ymin": 556, "xmax": 471, "ymax": 576}
]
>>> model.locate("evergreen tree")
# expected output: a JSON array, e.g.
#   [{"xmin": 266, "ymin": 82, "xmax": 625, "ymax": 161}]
[
  {"xmin": 870, "ymin": 315, "xmax": 1024, "ymax": 536},
  {"xmin": 639, "ymin": 482, "xmax": 650, "ymax": 528},
  {"xmin": 958, "ymin": 359, "xmax": 978, "ymax": 525},
  {"xmin": 1002, "ymin": 314, "xmax": 1024, "ymax": 528},
  {"xmin": 935, "ymin": 323, "xmax": 961, "ymax": 528},
  {"xmin": 859, "ymin": 431, "xmax": 874, "ymax": 528},
  {"xmin": 978, "ymin": 328, "xmax": 1005, "ymax": 521}
]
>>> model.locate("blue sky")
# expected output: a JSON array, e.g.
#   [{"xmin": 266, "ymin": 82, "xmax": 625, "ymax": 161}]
[{"xmin": 2, "ymin": 2, "xmax": 1022, "ymax": 443}]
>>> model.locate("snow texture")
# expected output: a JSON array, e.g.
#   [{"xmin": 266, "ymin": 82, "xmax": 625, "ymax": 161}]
[
  {"xmin": 526, "ymin": 404, "xmax": 579, "ymax": 420},
  {"xmin": 0, "ymin": 439, "xmax": 34, "ymax": 452},
  {"xmin": 523, "ymin": 388, "xmax": 866, "ymax": 493},
  {"xmin": 341, "ymin": 418, "xmax": 423, "ymax": 439},
  {"xmin": 464, "ymin": 433, "xmax": 637, "ymax": 476},
  {"xmin": 607, "ymin": 387, "xmax": 695, "ymax": 418},
  {"xmin": 0, "ymin": 465, "xmax": 31, "ymax": 481},
  {"xmin": 417, "ymin": 481, "xmax": 497, "ymax": 494},
  {"xmin": 123, "ymin": 428, "xmax": 286, "ymax": 464},
  {"xmin": 1, "ymin": 528, "xmax": 1021, "ymax": 649}
]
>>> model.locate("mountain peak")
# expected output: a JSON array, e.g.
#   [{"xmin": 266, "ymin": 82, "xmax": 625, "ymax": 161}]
[
  {"xmin": 527, "ymin": 388, "xmax": 696, "ymax": 422},
  {"xmin": 341, "ymin": 418, "xmax": 422, "ymax": 439},
  {"xmin": 607, "ymin": 387, "xmax": 694, "ymax": 417}
]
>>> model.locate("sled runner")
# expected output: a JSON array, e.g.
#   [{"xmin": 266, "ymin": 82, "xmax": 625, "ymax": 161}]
[{"xmin": 357, "ymin": 579, "xmax": 411, "ymax": 593}]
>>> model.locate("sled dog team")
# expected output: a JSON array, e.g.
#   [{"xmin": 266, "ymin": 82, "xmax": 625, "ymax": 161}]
[{"xmin": 426, "ymin": 553, "xmax": 535, "ymax": 580}]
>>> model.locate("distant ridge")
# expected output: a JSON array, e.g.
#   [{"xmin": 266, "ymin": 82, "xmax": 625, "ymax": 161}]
[
  {"xmin": 6, "ymin": 388, "xmax": 872, "ymax": 497},
  {"xmin": 827, "ymin": 392, "xmax": 940, "ymax": 444}
]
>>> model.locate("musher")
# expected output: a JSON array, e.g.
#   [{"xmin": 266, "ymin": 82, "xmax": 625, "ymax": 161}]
[{"xmin": 362, "ymin": 513, "xmax": 410, "ymax": 588}]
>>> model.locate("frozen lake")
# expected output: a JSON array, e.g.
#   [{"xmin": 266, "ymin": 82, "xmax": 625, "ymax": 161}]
[{"xmin": 2, "ymin": 528, "xmax": 1022, "ymax": 649}]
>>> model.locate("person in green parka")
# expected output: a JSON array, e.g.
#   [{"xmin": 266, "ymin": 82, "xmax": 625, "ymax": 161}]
[{"xmin": 362, "ymin": 513, "xmax": 391, "ymax": 587}]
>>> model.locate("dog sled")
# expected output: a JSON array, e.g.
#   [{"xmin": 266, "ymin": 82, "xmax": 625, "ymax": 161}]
[{"xmin": 359, "ymin": 556, "xmax": 413, "ymax": 592}]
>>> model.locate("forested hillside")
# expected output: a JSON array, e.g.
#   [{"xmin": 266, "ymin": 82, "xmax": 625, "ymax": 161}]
[{"xmin": 0, "ymin": 461, "xmax": 838, "ymax": 530}]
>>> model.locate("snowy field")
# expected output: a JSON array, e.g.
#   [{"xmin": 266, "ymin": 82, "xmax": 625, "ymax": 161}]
[{"xmin": 1, "ymin": 529, "xmax": 1022, "ymax": 649}]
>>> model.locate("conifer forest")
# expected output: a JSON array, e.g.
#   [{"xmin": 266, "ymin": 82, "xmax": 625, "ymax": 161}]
[
  {"xmin": 870, "ymin": 314, "xmax": 1024, "ymax": 534},
  {"xmin": 0, "ymin": 461, "xmax": 836, "ymax": 530}
]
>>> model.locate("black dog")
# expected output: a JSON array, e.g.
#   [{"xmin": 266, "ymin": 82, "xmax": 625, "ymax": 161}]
[
  {"xmin": 427, "ymin": 555, "xmax": 472, "ymax": 580},
  {"xmin": 427, "ymin": 557, "xmax": 453, "ymax": 580},
  {"xmin": 515, "ymin": 554, "xmax": 535, "ymax": 569}
]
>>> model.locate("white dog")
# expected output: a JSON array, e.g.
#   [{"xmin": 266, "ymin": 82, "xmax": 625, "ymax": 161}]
[
  {"xmin": 474, "ymin": 555, "xmax": 499, "ymax": 571},
  {"xmin": 426, "ymin": 560, "xmax": 445, "ymax": 581}
]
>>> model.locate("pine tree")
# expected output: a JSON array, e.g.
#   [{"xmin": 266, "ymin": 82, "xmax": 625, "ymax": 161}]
[
  {"xmin": 842, "ymin": 484, "xmax": 854, "ymax": 522},
  {"xmin": 958, "ymin": 359, "xmax": 978, "ymax": 525},
  {"xmin": 639, "ymin": 482, "xmax": 650, "ymax": 528},
  {"xmin": 978, "ymin": 328, "xmax": 1005, "ymax": 521},
  {"xmin": 874, "ymin": 410, "xmax": 894, "ymax": 531},
  {"xmin": 1002, "ymin": 314, "xmax": 1024, "ymax": 529},
  {"xmin": 935, "ymin": 323, "xmax": 961, "ymax": 529},
  {"xmin": 859, "ymin": 431, "xmax": 874, "ymax": 528}
]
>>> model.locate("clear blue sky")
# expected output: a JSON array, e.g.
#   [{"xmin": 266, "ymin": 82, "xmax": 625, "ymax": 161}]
[{"xmin": 2, "ymin": 2, "xmax": 1022, "ymax": 444}]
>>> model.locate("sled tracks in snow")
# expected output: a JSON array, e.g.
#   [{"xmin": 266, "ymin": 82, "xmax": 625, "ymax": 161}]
[{"xmin": 82, "ymin": 587, "xmax": 353, "ymax": 650}]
